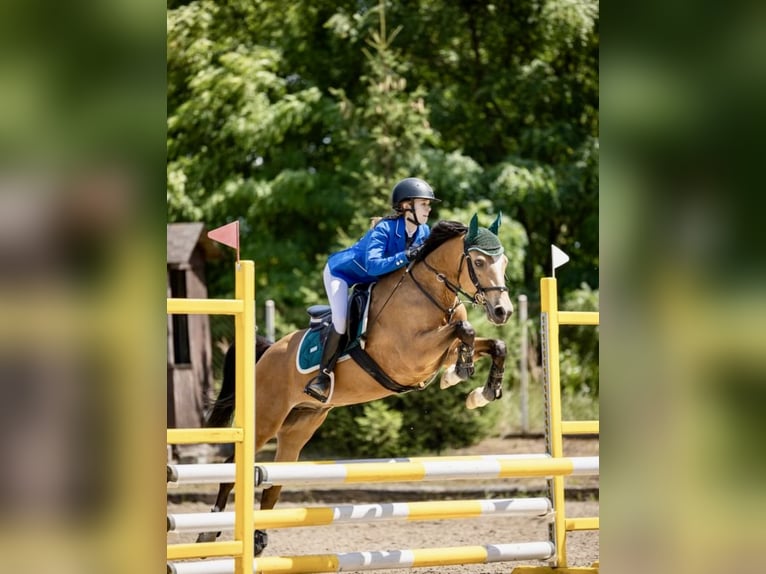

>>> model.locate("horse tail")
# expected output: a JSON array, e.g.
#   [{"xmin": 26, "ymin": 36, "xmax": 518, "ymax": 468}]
[{"xmin": 205, "ymin": 335, "xmax": 272, "ymax": 428}]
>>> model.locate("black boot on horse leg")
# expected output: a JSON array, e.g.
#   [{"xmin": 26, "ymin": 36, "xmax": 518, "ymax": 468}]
[
  {"xmin": 455, "ymin": 342, "xmax": 475, "ymax": 379},
  {"xmin": 304, "ymin": 327, "xmax": 344, "ymax": 403},
  {"xmin": 454, "ymin": 320, "xmax": 476, "ymax": 379},
  {"xmin": 466, "ymin": 338, "xmax": 507, "ymax": 409}
]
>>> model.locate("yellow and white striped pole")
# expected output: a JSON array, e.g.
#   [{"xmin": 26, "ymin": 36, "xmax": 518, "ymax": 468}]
[
  {"xmin": 167, "ymin": 497, "xmax": 552, "ymax": 532},
  {"xmin": 168, "ymin": 542, "xmax": 556, "ymax": 574}
]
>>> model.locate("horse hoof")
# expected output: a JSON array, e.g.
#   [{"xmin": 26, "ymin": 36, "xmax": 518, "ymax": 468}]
[
  {"xmin": 254, "ymin": 529, "xmax": 269, "ymax": 556},
  {"xmin": 196, "ymin": 531, "xmax": 220, "ymax": 543},
  {"xmin": 440, "ymin": 366, "xmax": 462, "ymax": 389},
  {"xmin": 465, "ymin": 388, "xmax": 489, "ymax": 409}
]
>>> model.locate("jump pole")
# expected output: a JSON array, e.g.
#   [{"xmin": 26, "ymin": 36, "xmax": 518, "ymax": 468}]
[
  {"xmin": 167, "ymin": 453, "xmax": 550, "ymax": 484},
  {"xmin": 167, "ymin": 542, "xmax": 556, "ymax": 574},
  {"xmin": 255, "ymin": 456, "xmax": 598, "ymax": 487},
  {"xmin": 167, "ymin": 497, "xmax": 553, "ymax": 532},
  {"xmin": 167, "ymin": 453, "xmax": 593, "ymax": 484}
]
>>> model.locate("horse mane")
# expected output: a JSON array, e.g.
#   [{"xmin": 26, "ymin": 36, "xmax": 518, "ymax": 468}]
[{"xmin": 415, "ymin": 220, "xmax": 467, "ymax": 261}]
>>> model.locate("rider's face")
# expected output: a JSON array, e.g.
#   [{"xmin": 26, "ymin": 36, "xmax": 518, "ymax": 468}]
[{"xmin": 411, "ymin": 198, "xmax": 432, "ymax": 220}]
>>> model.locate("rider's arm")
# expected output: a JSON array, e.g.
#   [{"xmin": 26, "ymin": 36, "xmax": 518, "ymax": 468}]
[{"xmin": 363, "ymin": 223, "xmax": 409, "ymax": 277}]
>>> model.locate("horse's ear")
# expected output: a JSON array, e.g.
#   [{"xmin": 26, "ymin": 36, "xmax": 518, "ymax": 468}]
[
  {"xmin": 467, "ymin": 214, "xmax": 479, "ymax": 242},
  {"xmin": 489, "ymin": 212, "xmax": 502, "ymax": 235}
]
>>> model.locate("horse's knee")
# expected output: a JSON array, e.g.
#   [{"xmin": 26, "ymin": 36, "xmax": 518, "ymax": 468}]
[
  {"xmin": 493, "ymin": 338, "xmax": 507, "ymax": 358},
  {"xmin": 456, "ymin": 320, "xmax": 475, "ymax": 341}
]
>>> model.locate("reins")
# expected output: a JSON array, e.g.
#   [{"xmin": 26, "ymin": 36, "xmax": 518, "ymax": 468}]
[
  {"xmin": 407, "ymin": 257, "xmax": 463, "ymax": 321},
  {"xmin": 367, "ymin": 271, "xmax": 408, "ymax": 325}
]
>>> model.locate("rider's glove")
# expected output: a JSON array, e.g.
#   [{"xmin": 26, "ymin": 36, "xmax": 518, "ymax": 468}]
[{"xmin": 405, "ymin": 244, "xmax": 423, "ymax": 261}]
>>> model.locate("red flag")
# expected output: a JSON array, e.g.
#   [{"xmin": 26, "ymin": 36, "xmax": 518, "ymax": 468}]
[{"xmin": 208, "ymin": 220, "xmax": 240, "ymax": 260}]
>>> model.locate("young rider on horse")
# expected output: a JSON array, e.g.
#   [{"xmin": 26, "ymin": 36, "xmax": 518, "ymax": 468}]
[{"xmin": 304, "ymin": 177, "xmax": 440, "ymax": 403}]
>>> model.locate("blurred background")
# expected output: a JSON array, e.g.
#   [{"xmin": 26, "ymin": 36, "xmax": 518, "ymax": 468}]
[
  {"xmin": 0, "ymin": 0, "xmax": 764, "ymax": 572},
  {"xmin": 0, "ymin": 0, "xmax": 165, "ymax": 572}
]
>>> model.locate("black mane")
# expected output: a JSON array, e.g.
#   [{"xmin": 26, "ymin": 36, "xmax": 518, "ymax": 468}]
[{"xmin": 415, "ymin": 220, "xmax": 467, "ymax": 261}]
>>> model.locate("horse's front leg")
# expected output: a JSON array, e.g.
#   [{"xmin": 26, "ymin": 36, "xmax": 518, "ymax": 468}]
[
  {"xmin": 453, "ymin": 320, "xmax": 476, "ymax": 378},
  {"xmin": 466, "ymin": 337, "xmax": 507, "ymax": 409},
  {"xmin": 439, "ymin": 320, "xmax": 475, "ymax": 390}
]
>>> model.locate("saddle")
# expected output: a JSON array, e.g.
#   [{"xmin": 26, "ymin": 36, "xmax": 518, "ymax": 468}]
[
  {"xmin": 295, "ymin": 284, "xmax": 371, "ymax": 373},
  {"xmin": 296, "ymin": 284, "xmax": 418, "ymax": 394}
]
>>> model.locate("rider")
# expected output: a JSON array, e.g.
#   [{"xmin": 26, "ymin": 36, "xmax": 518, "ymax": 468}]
[{"xmin": 304, "ymin": 177, "xmax": 440, "ymax": 403}]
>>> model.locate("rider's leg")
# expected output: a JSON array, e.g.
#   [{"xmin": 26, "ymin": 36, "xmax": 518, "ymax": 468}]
[{"xmin": 304, "ymin": 265, "xmax": 347, "ymax": 402}]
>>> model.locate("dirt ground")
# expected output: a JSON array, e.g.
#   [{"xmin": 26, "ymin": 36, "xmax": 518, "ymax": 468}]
[{"xmin": 167, "ymin": 436, "xmax": 599, "ymax": 573}]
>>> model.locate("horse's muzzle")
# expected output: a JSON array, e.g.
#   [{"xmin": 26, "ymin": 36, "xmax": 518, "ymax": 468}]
[{"xmin": 488, "ymin": 303, "xmax": 513, "ymax": 325}]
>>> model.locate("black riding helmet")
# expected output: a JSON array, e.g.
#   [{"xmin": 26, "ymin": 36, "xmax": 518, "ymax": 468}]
[{"xmin": 391, "ymin": 177, "xmax": 440, "ymax": 209}]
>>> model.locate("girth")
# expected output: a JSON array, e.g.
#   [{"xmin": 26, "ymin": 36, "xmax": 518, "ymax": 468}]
[{"xmin": 348, "ymin": 346, "xmax": 421, "ymax": 394}]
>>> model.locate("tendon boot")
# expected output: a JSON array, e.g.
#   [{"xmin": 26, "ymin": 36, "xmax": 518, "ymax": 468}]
[{"xmin": 304, "ymin": 327, "xmax": 344, "ymax": 403}]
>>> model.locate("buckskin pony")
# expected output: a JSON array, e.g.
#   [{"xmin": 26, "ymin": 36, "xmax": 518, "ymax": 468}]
[{"xmin": 198, "ymin": 215, "xmax": 514, "ymax": 554}]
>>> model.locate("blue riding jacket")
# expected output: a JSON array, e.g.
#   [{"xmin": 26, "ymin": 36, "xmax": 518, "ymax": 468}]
[{"xmin": 328, "ymin": 217, "xmax": 430, "ymax": 285}]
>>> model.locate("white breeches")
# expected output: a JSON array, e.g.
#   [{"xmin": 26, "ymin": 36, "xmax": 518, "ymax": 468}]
[{"xmin": 323, "ymin": 263, "xmax": 348, "ymax": 334}]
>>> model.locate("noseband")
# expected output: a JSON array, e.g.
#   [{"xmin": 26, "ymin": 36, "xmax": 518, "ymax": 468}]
[{"xmin": 408, "ymin": 240, "xmax": 508, "ymax": 318}]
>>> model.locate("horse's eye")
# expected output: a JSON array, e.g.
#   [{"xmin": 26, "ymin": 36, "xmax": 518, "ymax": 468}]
[{"xmin": 474, "ymin": 258, "xmax": 484, "ymax": 267}]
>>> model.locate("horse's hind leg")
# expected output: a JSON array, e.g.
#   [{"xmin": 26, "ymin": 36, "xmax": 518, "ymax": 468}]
[
  {"xmin": 195, "ymin": 454, "xmax": 235, "ymax": 543},
  {"xmin": 255, "ymin": 406, "xmax": 331, "ymax": 556},
  {"xmin": 195, "ymin": 418, "xmax": 280, "ymax": 543}
]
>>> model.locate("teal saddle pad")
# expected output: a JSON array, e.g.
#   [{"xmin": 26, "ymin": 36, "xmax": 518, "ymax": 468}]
[
  {"xmin": 296, "ymin": 327, "xmax": 366, "ymax": 374},
  {"xmin": 295, "ymin": 296, "xmax": 370, "ymax": 373}
]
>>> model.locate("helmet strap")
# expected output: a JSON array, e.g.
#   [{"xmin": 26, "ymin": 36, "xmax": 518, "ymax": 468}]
[{"xmin": 403, "ymin": 205, "xmax": 420, "ymax": 227}]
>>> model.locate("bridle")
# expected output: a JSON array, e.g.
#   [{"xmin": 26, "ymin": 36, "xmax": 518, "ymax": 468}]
[{"xmin": 407, "ymin": 239, "xmax": 509, "ymax": 320}]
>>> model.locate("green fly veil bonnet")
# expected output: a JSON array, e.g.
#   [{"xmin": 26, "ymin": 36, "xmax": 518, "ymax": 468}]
[{"xmin": 465, "ymin": 213, "xmax": 504, "ymax": 257}]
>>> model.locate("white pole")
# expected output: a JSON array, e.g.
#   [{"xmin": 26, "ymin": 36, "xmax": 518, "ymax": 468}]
[
  {"xmin": 265, "ymin": 299, "xmax": 275, "ymax": 342},
  {"xmin": 519, "ymin": 294, "xmax": 529, "ymax": 435}
]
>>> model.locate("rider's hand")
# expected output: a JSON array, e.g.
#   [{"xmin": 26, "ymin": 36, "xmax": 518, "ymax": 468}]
[{"xmin": 405, "ymin": 244, "xmax": 423, "ymax": 261}]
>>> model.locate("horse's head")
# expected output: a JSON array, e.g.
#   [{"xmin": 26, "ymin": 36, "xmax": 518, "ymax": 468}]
[
  {"xmin": 412, "ymin": 217, "xmax": 514, "ymax": 325},
  {"xmin": 462, "ymin": 213, "xmax": 514, "ymax": 325}
]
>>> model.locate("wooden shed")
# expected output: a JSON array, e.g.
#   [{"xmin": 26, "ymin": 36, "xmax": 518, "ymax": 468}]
[{"xmin": 166, "ymin": 223, "xmax": 221, "ymax": 433}]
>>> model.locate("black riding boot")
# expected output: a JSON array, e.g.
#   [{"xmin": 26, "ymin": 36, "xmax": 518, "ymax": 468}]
[{"xmin": 304, "ymin": 327, "xmax": 344, "ymax": 403}]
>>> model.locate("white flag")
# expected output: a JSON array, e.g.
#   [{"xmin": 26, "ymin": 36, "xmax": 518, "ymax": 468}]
[{"xmin": 551, "ymin": 244, "xmax": 570, "ymax": 275}]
